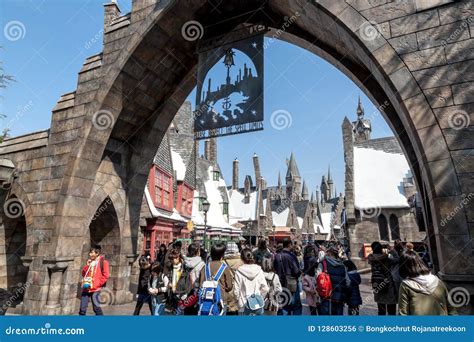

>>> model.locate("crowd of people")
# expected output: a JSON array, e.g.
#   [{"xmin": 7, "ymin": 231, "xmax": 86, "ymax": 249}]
[{"xmin": 79, "ymin": 238, "xmax": 457, "ymax": 316}]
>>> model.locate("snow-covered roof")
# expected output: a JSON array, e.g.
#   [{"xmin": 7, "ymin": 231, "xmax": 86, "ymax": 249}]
[
  {"xmin": 191, "ymin": 166, "xmax": 233, "ymax": 229},
  {"xmin": 320, "ymin": 212, "xmax": 333, "ymax": 233},
  {"xmin": 297, "ymin": 217, "xmax": 303, "ymax": 229},
  {"xmin": 353, "ymin": 146, "xmax": 411, "ymax": 209},
  {"xmin": 272, "ymin": 207, "xmax": 289, "ymax": 227},
  {"xmin": 171, "ymin": 150, "xmax": 186, "ymax": 182},
  {"xmin": 228, "ymin": 190, "xmax": 258, "ymax": 222},
  {"xmin": 144, "ymin": 187, "xmax": 187, "ymax": 223}
]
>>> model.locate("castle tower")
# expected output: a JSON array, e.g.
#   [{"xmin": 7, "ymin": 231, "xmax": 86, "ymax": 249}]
[
  {"xmin": 352, "ymin": 96, "xmax": 371, "ymax": 143},
  {"xmin": 302, "ymin": 180, "xmax": 309, "ymax": 201},
  {"xmin": 286, "ymin": 152, "xmax": 301, "ymax": 200},
  {"xmin": 320, "ymin": 175, "xmax": 328, "ymax": 203},
  {"xmin": 327, "ymin": 165, "xmax": 334, "ymax": 200}
]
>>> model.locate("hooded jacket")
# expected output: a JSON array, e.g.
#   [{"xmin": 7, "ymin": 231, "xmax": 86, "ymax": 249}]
[
  {"xmin": 183, "ymin": 256, "xmax": 204, "ymax": 288},
  {"xmin": 398, "ymin": 273, "xmax": 457, "ymax": 315},
  {"xmin": 234, "ymin": 264, "xmax": 269, "ymax": 310},
  {"xmin": 317, "ymin": 257, "xmax": 350, "ymax": 302}
]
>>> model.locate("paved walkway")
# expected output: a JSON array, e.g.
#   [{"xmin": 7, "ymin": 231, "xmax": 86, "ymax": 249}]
[{"xmin": 7, "ymin": 274, "xmax": 379, "ymax": 316}]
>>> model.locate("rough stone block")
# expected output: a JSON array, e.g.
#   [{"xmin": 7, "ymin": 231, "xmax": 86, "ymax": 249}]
[
  {"xmin": 403, "ymin": 93, "xmax": 438, "ymax": 129},
  {"xmin": 360, "ymin": 0, "xmax": 416, "ymax": 23},
  {"xmin": 424, "ymin": 86, "xmax": 454, "ymax": 108},
  {"xmin": 401, "ymin": 46, "xmax": 446, "ymax": 71},
  {"xmin": 417, "ymin": 21, "xmax": 470, "ymax": 49},
  {"xmin": 433, "ymin": 103, "xmax": 474, "ymax": 129},
  {"xmin": 389, "ymin": 33, "xmax": 418, "ymax": 54},
  {"xmin": 389, "ymin": 66, "xmax": 421, "ymax": 100},
  {"xmin": 425, "ymin": 158, "xmax": 461, "ymax": 197},
  {"xmin": 452, "ymin": 150, "xmax": 474, "ymax": 173},
  {"xmin": 452, "ymin": 81, "xmax": 474, "ymax": 105},
  {"xmin": 438, "ymin": 1, "xmax": 474, "ymax": 25},
  {"xmin": 390, "ymin": 9, "xmax": 439, "ymax": 37},
  {"xmin": 445, "ymin": 39, "xmax": 474, "ymax": 63},
  {"xmin": 443, "ymin": 127, "xmax": 474, "ymax": 150},
  {"xmin": 417, "ymin": 124, "xmax": 450, "ymax": 162},
  {"xmin": 413, "ymin": 60, "xmax": 474, "ymax": 89}
]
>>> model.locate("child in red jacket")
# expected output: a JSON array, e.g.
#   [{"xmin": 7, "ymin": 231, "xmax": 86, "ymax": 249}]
[{"xmin": 79, "ymin": 245, "xmax": 110, "ymax": 315}]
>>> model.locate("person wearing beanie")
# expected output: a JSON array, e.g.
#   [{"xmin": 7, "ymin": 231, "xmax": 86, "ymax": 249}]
[{"xmin": 223, "ymin": 241, "xmax": 242, "ymax": 315}]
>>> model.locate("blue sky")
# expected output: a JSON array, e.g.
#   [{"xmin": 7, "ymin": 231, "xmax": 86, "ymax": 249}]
[{"xmin": 1, "ymin": 0, "xmax": 393, "ymax": 197}]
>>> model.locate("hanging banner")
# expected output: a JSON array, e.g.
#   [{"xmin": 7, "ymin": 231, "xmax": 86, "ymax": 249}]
[{"xmin": 194, "ymin": 24, "xmax": 266, "ymax": 140}]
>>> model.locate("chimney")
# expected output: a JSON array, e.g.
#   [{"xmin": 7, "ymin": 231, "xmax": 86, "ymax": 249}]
[
  {"xmin": 204, "ymin": 140, "xmax": 211, "ymax": 160},
  {"xmin": 253, "ymin": 153, "xmax": 261, "ymax": 187},
  {"xmin": 104, "ymin": 1, "xmax": 120, "ymax": 29},
  {"xmin": 209, "ymin": 137, "xmax": 217, "ymax": 164},
  {"xmin": 232, "ymin": 158, "xmax": 239, "ymax": 190}
]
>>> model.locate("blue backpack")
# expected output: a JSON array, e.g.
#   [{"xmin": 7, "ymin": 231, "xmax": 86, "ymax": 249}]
[{"xmin": 198, "ymin": 263, "xmax": 227, "ymax": 316}]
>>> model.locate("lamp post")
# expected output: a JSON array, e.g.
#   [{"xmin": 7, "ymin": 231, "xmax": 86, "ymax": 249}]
[{"xmin": 202, "ymin": 198, "xmax": 210, "ymax": 251}]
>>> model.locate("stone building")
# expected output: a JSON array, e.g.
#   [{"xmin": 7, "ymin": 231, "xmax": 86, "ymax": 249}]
[
  {"xmin": 342, "ymin": 99, "xmax": 426, "ymax": 268},
  {"xmin": 228, "ymin": 152, "xmax": 343, "ymax": 245}
]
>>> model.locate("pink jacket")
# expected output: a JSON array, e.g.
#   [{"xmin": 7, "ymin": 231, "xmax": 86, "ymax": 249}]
[{"xmin": 302, "ymin": 274, "xmax": 320, "ymax": 307}]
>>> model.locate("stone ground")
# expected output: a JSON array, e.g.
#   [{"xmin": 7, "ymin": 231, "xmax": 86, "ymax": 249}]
[{"xmin": 7, "ymin": 274, "xmax": 378, "ymax": 316}]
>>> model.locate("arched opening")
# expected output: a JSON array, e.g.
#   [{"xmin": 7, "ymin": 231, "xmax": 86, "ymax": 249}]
[
  {"xmin": 0, "ymin": 195, "xmax": 28, "ymax": 305},
  {"xmin": 82, "ymin": 197, "xmax": 121, "ymax": 302},
  {"xmin": 389, "ymin": 214, "xmax": 400, "ymax": 241},
  {"xmin": 377, "ymin": 214, "xmax": 389, "ymax": 242},
  {"xmin": 49, "ymin": 0, "xmax": 473, "ymax": 315}
]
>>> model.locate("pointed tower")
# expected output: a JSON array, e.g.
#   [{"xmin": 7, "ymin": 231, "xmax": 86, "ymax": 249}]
[
  {"xmin": 320, "ymin": 175, "xmax": 328, "ymax": 203},
  {"xmin": 301, "ymin": 180, "xmax": 309, "ymax": 201},
  {"xmin": 286, "ymin": 152, "xmax": 302, "ymax": 200},
  {"xmin": 352, "ymin": 96, "xmax": 371, "ymax": 143},
  {"xmin": 327, "ymin": 165, "xmax": 334, "ymax": 200}
]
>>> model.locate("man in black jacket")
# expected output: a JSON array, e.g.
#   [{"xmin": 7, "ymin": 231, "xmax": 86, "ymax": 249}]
[{"xmin": 273, "ymin": 239, "xmax": 302, "ymax": 315}]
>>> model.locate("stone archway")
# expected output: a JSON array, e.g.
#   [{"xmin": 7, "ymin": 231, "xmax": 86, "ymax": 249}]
[{"xmin": 2, "ymin": 0, "xmax": 467, "ymax": 314}]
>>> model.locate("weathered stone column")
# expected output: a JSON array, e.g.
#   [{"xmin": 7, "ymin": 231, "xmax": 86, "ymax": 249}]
[{"xmin": 42, "ymin": 257, "xmax": 74, "ymax": 315}]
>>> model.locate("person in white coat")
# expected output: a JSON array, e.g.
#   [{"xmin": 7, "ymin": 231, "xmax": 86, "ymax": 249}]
[{"xmin": 234, "ymin": 248, "xmax": 269, "ymax": 315}]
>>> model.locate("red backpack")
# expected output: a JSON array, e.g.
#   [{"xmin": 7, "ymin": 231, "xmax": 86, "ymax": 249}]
[{"xmin": 316, "ymin": 260, "xmax": 333, "ymax": 299}]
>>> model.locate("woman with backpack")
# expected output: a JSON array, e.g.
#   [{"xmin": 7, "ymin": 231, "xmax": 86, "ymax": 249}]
[
  {"xmin": 398, "ymin": 251, "xmax": 457, "ymax": 315},
  {"xmin": 302, "ymin": 262, "xmax": 320, "ymax": 315},
  {"xmin": 234, "ymin": 248, "xmax": 269, "ymax": 315},
  {"xmin": 261, "ymin": 256, "xmax": 282, "ymax": 315},
  {"xmin": 368, "ymin": 241, "xmax": 399, "ymax": 315},
  {"xmin": 148, "ymin": 262, "xmax": 169, "ymax": 316},
  {"xmin": 343, "ymin": 259, "xmax": 362, "ymax": 315}
]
